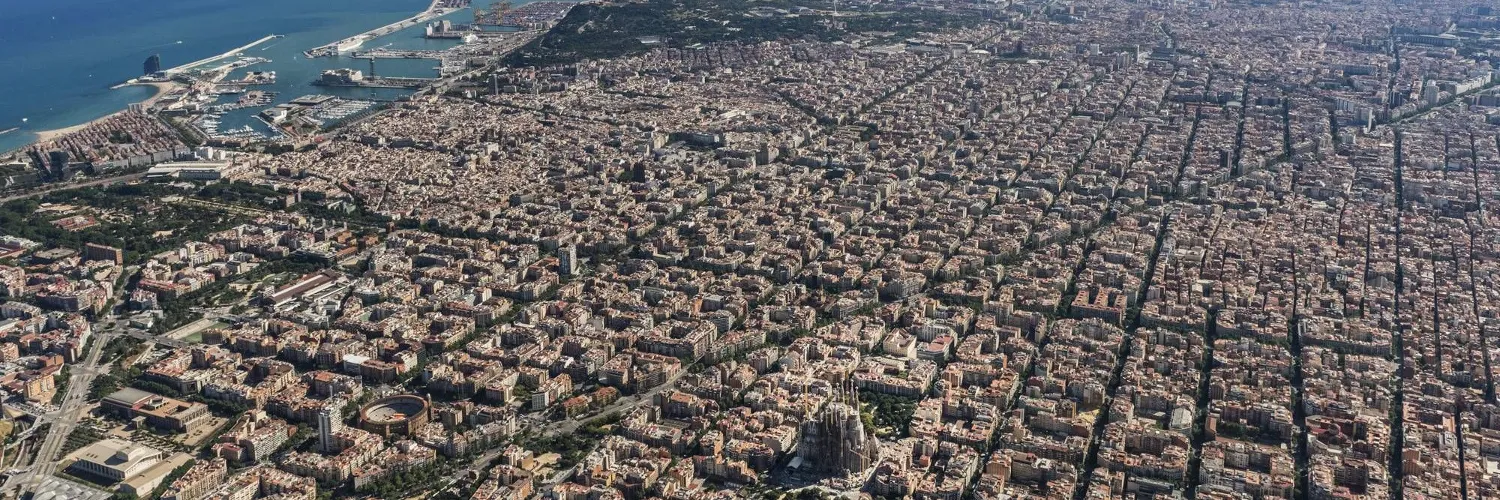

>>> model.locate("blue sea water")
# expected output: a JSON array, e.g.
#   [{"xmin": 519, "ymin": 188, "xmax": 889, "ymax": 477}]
[{"xmin": 0, "ymin": 0, "xmax": 506, "ymax": 153}]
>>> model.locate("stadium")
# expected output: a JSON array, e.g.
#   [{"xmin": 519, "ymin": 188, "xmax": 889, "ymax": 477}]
[{"xmin": 358, "ymin": 394, "xmax": 430, "ymax": 436}]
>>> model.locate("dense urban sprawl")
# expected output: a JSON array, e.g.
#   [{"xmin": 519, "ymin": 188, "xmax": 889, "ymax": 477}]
[{"xmin": 3, "ymin": 0, "xmax": 1500, "ymax": 499}]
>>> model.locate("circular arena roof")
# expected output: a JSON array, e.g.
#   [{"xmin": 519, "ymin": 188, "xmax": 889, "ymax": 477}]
[{"xmin": 361, "ymin": 395, "xmax": 429, "ymax": 424}]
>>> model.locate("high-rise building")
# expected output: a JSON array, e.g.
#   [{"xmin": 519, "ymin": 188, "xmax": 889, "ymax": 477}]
[
  {"xmin": 1421, "ymin": 81, "xmax": 1440, "ymax": 104},
  {"xmin": 558, "ymin": 244, "xmax": 578, "ymax": 277},
  {"xmin": 797, "ymin": 382, "xmax": 878, "ymax": 476},
  {"xmin": 317, "ymin": 404, "xmax": 343, "ymax": 453},
  {"xmin": 144, "ymin": 54, "xmax": 162, "ymax": 75}
]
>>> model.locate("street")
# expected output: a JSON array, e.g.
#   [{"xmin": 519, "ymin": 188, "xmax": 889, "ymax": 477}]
[{"xmin": 1, "ymin": 268, "xmax": 133, "ymax": 498}]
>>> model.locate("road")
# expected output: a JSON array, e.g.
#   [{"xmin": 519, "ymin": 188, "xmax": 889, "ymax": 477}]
[
  {"xmin": 1, "ymin": 268, "xmax": 134, "ymax": 498},
  {"xmin": 0, "ymin": 172, "xmax": 147, "ymax": 204},
  {"xmin": 168, "ymin": 196, "xmax": 277, "ymax": 218},
  {"xmin": 162, "ymin": 317, "xmax": 220, "ymax": 342},
  {"xmin": 526, "ymin": 369, "xmax": 691, "ymax": 491},
  {"xmin": 540, "ymin": 369, "xmax": 690, "ymax": 439},
  {"xmin": 3, "ymin": 334, "xmax": 113, "ymax": 495},
  {"xmin": 427, "ymin": 369, "xmax": 689, "ymax": 496},
  {"xmin": 1387, "ymin": 78, "xmax": 1500, "ymax": 126},
  {"xmin": 118, "ymin": 329, "xmax": 192, "ymax": 350},
  {"xmin": 431, "ymin": 444, "xmax": 511, "ymax": 498}
]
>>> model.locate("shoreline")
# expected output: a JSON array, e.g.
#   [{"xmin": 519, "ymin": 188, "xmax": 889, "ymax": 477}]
[
  {"xmin": 29, "ymin": 81, "xmax": 178, "ymax": 145},
  {"xmin": 7, "ymin": 0, "xmax": 448, "ymax": 157}
]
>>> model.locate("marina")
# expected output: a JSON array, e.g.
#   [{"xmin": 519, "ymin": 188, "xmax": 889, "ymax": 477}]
[
  {"xmin": 306, "ymin": 99, "xmax": 380, "ymax": 128},
  {"xmin": 1, "ymin": 0, "xmax": 546, "ymax": 154},
  {"xmin": 206, "ymin": 90, "xmax": 278, "ymax": 113}
]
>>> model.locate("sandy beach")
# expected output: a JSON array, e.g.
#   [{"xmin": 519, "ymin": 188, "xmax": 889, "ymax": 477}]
[
  {"xmin": 31, "ymin": 80, "xmax": 178, "ymax": 144},
  {"xmin": 32, "ymin": 122, "xmax": 91, "ymax": 144}
]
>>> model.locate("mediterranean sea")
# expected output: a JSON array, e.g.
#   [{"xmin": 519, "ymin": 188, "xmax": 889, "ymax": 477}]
[{"xmin": 0, "ymin": 0, "xmax": 513, "ymax": 153}]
